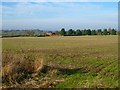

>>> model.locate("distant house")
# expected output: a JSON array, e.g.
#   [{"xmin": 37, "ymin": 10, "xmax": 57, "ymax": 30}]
[
  {"xmin": 45, "ymin": 32, "xmax": 53, "ymax": 36},
  {"xmin": 45, "ymin": 32, "xmax": 62, "ymax": 36}
]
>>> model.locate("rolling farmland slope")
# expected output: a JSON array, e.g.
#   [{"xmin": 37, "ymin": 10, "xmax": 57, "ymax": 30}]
[{"xmin": 2, "ymin": 35, "xmax": 118, "ymax": 88}]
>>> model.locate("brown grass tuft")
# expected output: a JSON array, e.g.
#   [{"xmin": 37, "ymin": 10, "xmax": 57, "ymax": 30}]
[
  {"xmin": 34, "ymin": 58, "xmax": 44, "ymax": 73},
  {"xmin": 2, "ymin": 53, "xmax": 44, "ymax": 84}
]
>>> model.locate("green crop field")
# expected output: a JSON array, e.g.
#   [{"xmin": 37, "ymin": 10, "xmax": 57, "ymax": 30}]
[{"xmin": 2, "ymin": 35, "xmax": 119, "ymax": 88}]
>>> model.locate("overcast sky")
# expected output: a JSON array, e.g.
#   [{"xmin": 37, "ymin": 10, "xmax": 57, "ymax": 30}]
[{"xmin": 2, "ymin": 2, "xmax": 118, "ymax": 30}]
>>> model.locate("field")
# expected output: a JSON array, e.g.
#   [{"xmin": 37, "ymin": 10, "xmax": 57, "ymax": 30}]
[{"xmin": 2, "ymin": 36, "xmax": 119, "ymax": 88}]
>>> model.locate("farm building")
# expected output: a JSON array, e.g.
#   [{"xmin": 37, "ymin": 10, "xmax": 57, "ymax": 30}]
[{"xmin": 45, "ymin": 32, "xmax": 62, "ymax": 36}]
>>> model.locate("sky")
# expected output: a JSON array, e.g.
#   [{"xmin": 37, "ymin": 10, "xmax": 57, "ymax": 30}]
[{"xmin": 1, "ymin": 2, "xmax": 118, "ymax": 30}]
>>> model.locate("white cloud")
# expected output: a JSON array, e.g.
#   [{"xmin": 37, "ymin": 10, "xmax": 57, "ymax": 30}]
[
  {"xmin": 1, "ymin": 0, "xmax": 120, "ymax": 2},
  {"xmin": 2, "ymin": 2, "xmax": 106, "ymax": 17}
]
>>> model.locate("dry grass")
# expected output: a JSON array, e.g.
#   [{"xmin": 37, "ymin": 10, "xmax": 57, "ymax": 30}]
[{"xmin": 2, "ymin": 53, "xmax": 44, "ymax": 85}]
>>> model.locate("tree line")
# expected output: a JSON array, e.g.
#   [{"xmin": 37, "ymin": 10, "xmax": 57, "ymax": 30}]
[
  {"xmin": 2, "ymin": 28, "xmax": 118, "ymax": 37},
  {"xmin": 60, "ymin": 28, "xmax": 117, "ymax": 36}
]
